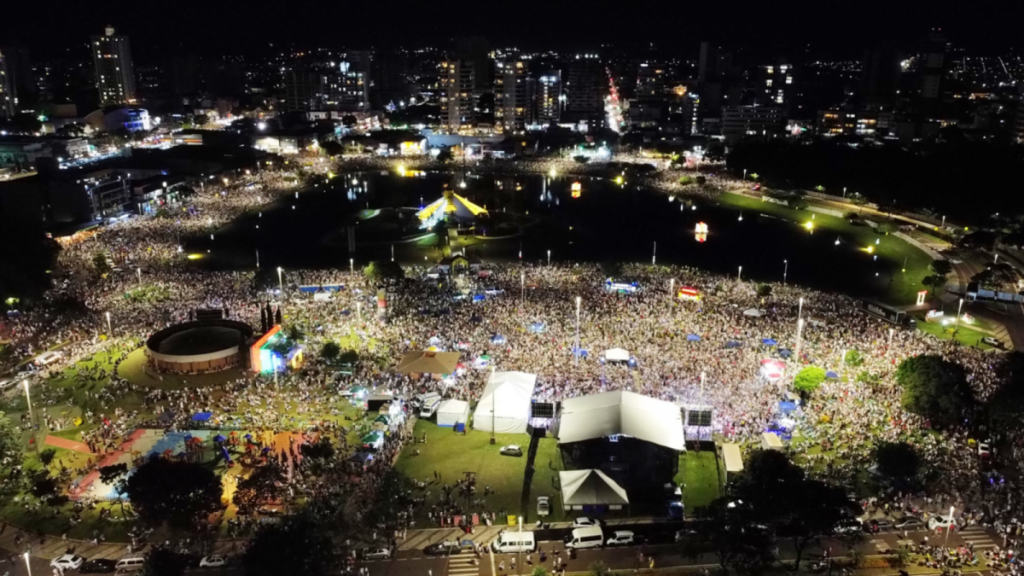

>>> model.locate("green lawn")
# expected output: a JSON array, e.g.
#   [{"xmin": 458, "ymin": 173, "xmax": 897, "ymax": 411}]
[
  {"xmin": 395, "ymin": 419, "xmax": 561, "ymax": 524},
  {"xmin": 675, "ymin": 450, "xmax": 721, "ymax": 511},
  {"xmin": 915, "ymin": 317, "xmax": 994, "ymax": 350},
  {"xmin": 718, "ymin": 192, "xmax": 934, "ymax": 306}
]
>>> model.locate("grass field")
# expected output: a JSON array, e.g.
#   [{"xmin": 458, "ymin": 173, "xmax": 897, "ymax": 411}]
[
  {"xmin": 675, "ymin": 450, "xmax": 721, "ymax": 511},
  {"xmin": 915, "ymin": 317, "xmax": 995, "ymax": 350},
  {"xmin": 395, "ymin": 419, "xmax": 561, "ymax": 524},
  {"xmin": 718, "ymin": 192, "xmax": 934, "ymax": 306}
]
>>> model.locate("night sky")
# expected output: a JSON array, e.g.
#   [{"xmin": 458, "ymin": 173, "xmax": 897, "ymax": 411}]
[{"xmin": 4, "ymin": 0, "xmax": 1023, "ymax": 60}]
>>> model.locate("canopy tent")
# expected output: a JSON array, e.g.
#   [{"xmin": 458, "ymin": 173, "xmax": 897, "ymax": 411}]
[
  {"xmin": 743, "ymin": 308, "xmax": 765, "ymax": 317},
  {"xmin": 191, "ymin": 412, "xmax": 213, "ymax": 421},
  {"xmin": 437, "ymin": 399, "xmax": 470, "ymax": 427},
  {"xmin": 473, "ymin": 371, "xmax": 537, "ymax": 434},
  {"xmin": 761, "ymin": 338, "xmax": 778, "ymax": 346},
  {"xmin": 722, "ymin": 443, "xmax": 744, "ymax": 475},
  {"xmin": 559, "ymin": 469, "xmax": 630, "ymax": 509},
  {"xmin": 415, "ymin": 188, "xmax": 489, "ymax": 227},
  {"xmin": 557, "ymin": 390, "xmax": 685, "ymax": 451},
  {"xmin": 761, "ymin": 432, "xmax": 784, "ymax": 451},
  {"xmin": 686, "ymin": 334, "xmax": 701, "ymax": 341},
  {"xmin": 604, "ymin": 348, "xmax": 630, "ymax": 362},
  {"xmin": 397, "ymin": 350, "xmax": 461, "ymax": 375}
]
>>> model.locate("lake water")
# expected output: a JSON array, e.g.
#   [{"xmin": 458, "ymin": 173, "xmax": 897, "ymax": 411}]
[{"xmin": 186, "ymin": 171, "xmax": 899, "ymax": 298}]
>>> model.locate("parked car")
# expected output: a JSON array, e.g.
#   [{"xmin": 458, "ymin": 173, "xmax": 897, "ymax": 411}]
[
  {"xmin": 425, "ymin": 540, "xmax": 474, "ymax": 555},
  {"xmin": 864, "ymin": 518, "xmax": 894, "ymax": 533},
  {"xmin": 499, "ymin": 445, "xmax": 523, "ymax": 457},
  {"xmin": 751, "ymin": 183, "xmax": 762, "ymax": 191},
  {"xmin": 928, "ymin": 516, "xmax": 957, "ymax": 531},
  {"xmin": 79, "ymin": 558, "xmax": 117, "ymax": 573},
  {"xmin": 834, "ymin": 519, "xmax": 862, "ymax": 535},
  {"xmin": 0, "ymin": 379, "xmax": 15, "ymax": 390},
  {"xmin": 605, "ymin": 531, "xmax": 635, "ymax": 546},
  {"xmin": 50, "ymin": 554, "xmax": 85, "ymax": 571},
  {"xmin": 199, "ymin": 555, "xmax": 228, "ymax": 567},
  {"xmin": 983, "ymin": 337, "xmax": 1002, "ymax": 348},
  {"xmin": 362, "ymin": 548, "xmax": 392, "ymax": 560},
  {"xmin": 537, "ymin": 496, "xmax": 550, "ymax": 517},
  {"xmin": 572, "ymin": 517, "xmax": 601, "ymax": 528},
  {"xmin": 978, "ymin": 442, "xmax": 992, "ymax": 459},
  {"xmin": 894, "ymin": 517, "xmax": 925, "ymax": 530}
]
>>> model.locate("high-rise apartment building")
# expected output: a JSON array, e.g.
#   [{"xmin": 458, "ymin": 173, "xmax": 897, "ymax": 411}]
[
  {"xmin": 283, "ymin": 69, "xmax": 326, "ymax": 112},
  {"xmin": 565, "ymin": 58, "xmax": 605, "ymax": 128},
  {"xmin": 1, "ymin": 45, "xmax": 34, "ymax": 108},
  {"xmin": 534, "ymin": 71, "xmax": 562, "ymax": 125},
  {"xmin": 861, "ymin": 46, "xmax": 902, "ymax": 108},
  {"xmin": 0, "ymin": 49, "xmax": 13, "ymax": 118},
  {"xmin": 91, "ymin": 26, "xmax": 136, "ymax": 105},
  {"xmin": 441, "ymin": 59, "xmax": 476, "ymax": 132},
  {"xmin": 636, "ymin": 62, "xmax": 666, "ymax": 102},
  {"xmin": 721, "ymin": 105, "xmax": 784, "ymax": 142},
  {"xmin": 495, "ymin": 59, "xmax": 530, "ymax": 133},
  {"xmin": 756, "ymin": 60, "xmax": 801, "ymax": 108},
  {"xmin": 921, "ymin": 29, "xmax": 948, "ymax": 101},
  {"xmin": 335, "ymin": 51, "xmax": 371, "ymax": 112}
]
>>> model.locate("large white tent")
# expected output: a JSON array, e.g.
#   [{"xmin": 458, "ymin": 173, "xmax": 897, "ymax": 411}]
[
  {"xmin": 437, "ymin": 399, "xmax": 470, "ymax": 427},
  {"xmin": 604, "ymin": 348, "xmax": 630, "ymax": 362},
  {"xmin": 557, "ymin": 390, "xmax": 685, "ymax": 451},
  {"xmin": 472, "ymin": 371, "xmax": 537, "ymax": 434},
  {"xmin": 560, "ymin": 469, "xmax": 629, "ymax": 510}
]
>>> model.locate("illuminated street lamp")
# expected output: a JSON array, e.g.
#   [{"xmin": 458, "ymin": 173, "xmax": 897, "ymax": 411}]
[
  {"xmin": 945, "ymin": 506, "xmax": 955, "ymax": 546},
  {"xmin": 574, "ymin": 296, "xmax": 582, "ymax": 367},
  {"xmin": 106, "ymin": 311, "xmax": 112, "ymax": 336},
  {"xmin": 350, "ymin": 258, "xmax": 354, "ymax": 275},
  {"xmin": 795, "ymin": 318, "xmax": 805, "ymax": 361},
  {"xmin": 136, "ymin": 267, "xmax": 141, "ymax": 285},
  {"xmin": 737, "ymin": 266, "xmax": 742, "ymax": 281},
  {"xmin": 521, "ymin": 272, "xmax": 526, "ymax": 312},
  {"xmin": 652, "ymin": 241, "xmax": 657, "ymax": 265},
  {"xmin": 277, "ymin": 267, "xmax": 284, "ymax": 293},
  {"xmin": 23, "ymin": 552, "xmax": 31, "ymax": 576},
  {"xmin": 783, "ymin": 260, "xmax": 788, "ymax": 285},
  {"xmin": 547, "ymin": 250, "xmax": 551, "ymax": 266},
  {"xmin": 798, "ymin": 297, "xmax": 804, "ymax": 320}
]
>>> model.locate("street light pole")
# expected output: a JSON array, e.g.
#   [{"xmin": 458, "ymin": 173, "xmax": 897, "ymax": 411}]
[
  {"xmin": 738, "ymin": 266, "xmax": 742, "ymax": 281},
  {"xmin": 136, "ymin": 267, "xmax": 141, "ymax": 285},
  {"xmin": 798, "ymin": 297, "xmax": 804, "ymax": 320},
  {"xmin": 743, "ymin": 169, "xmax": 747, "ymax": 181},
  {"xmin": 105, "ymin": 311, "xmax": 112, "ymax": 336},
  {"xmin": 944, "ymin": 506, "xmax": 955, "ymax": 547},
  {"xmin": 888, "ymin": 328, "xmax": 894, "ymax": 352},
  {"xmin": 547, "ymin": 250, "xmax": 551, "ymax": 266},
  {"xmin": 521, "ymin": 272, "xmax": 525, "ymax": 313},
  {"xmin": 783, "ymin": 260, "xmax": 788, "ymax": 285},
  {"xmin": 652, "ymin": 241, "xmax": 656, "ymax": 266},
  {"xmin": 23, "ymin": 552, "xmax": 31, "ymax": 576},
  {"xmin": 350, "ymin": 258, "xmax": 354, "ymax": 275},
  {"xmin": 277, "ymin": 267, "xmax": 283, "ymax": 294},
  {"xmin": 795, "ymin": 318, "xmax": 805, "ymax": 361},
  {"xmin": 955, "ymin": 298, "xmax": 964, "ymax": 335},
  {"xmin": 574, "ymin": 296, "xmax": 581, "ymax": 367}
]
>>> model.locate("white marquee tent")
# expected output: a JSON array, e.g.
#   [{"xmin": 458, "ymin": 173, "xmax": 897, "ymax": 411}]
[
  {"xmin": 437, "ymin": 399, "xmax": 470, "ymax": 427},
  {"xmin": 560, "ymin": 469, "xmax": 630, "ymax": 510},
  {"xmin": 472, "ymin": 371, "xmax": 537, "ymax": 434},
  {"xmin": 557, "ymin": 390, "xmax": 685, "ymax": 451},
  {"xmin": 604, "ymin": 348, "xmax": 630, "ymax": 362}
]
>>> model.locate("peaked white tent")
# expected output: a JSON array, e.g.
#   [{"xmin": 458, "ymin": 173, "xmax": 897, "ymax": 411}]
[
  {"xmin": 472, "ymin": 371, "xmax": 537, "ymax": 434},
  {"xmin": 560, "ymin": 469, "xmax": 629, "ymax": 509},
  {"xmin": 604, "ymin": 348, "xmax": 630, "ymax": 362},
  {"xmin": 557, "ymin": 390, "xmax": 685, "ymax": 451},
  {"xmin": 437, "ymin": 399, "xmax": 470, "ymax": 427}
]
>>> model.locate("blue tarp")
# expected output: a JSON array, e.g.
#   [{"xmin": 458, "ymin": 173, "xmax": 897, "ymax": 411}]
[
  {"xmin": 779, "ymin": 401, "xmax": 797, "ymax": 413},
  {"xmin": 779, "ymin": 348, "xmax": 793, "ymax": 358},
  {"xmin": 299, "ymin": 284, "xmax": 344, "ymax": 293},
  {"xmin": 213, "ymin": 434, "xmax": 226, "ymax": 443},
  {"xmin": 826, "ymin": 370, "xmax": 840, "ymax": 379},
  {"xmin": 726, "ymin": 341, "xmax": 743, "ymax": 348},
  {"xmin": 529, "ymin": 322, "xmax": 546, "ymax": 333},
  {"xmin": 762, "ymin": 338, "xmax": 778, "ymax": 346},
  {"xmin": 191, "ymin": 412, "xmax": 213, "ymax": 421},
  {"xmin": 687, "ymin": 334, "xmax": 701, "ymax": 341},
  {"xmin": 572, "ymin": 347, "xmax": 589, "ymax": 358},
  {"xmin": 490, "ymin": 334, "xmax": 506, "ymax": 345},
  {"xmin": 472, "ymin": 294, "xmax": 486, "ymax": 302}
]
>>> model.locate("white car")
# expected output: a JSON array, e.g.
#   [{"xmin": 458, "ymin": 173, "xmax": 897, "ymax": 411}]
[
  {"xmin": 978, "ymin": 442, "xmax": 992, "ymax": 459},
  {"xmin": 573, "ymin": 517, "xmax": 601, "ymax": 527},
  {"xmin": 499, "ymin": 445, "xmax": 523, "ymax": 457},
  {"xmin": 606, "ymin": 531, "xmax": 635, "ymax": 546},
  {"xmin": 537, "ymin": 496, "xmax": 550, "ymax": 517},
  {"xmin": 362, "ymin": 547, "xmax": 392, "ymax": 560},
  {"xmin": 200, "ymin": 555, "xmax": 228, "ymax": 567},
  {"xmin": 50, "ymin": 554, "xmax": 85, "ymax": 570},
  {"xmin": 928, "ymin": 516, "xmax": 957, "ymax": 531}
]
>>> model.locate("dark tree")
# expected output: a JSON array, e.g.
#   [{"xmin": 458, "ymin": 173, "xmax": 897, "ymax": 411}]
[
  {"xmin": 141, "ymin": 548, "xmax": 192, "ymax": 576},
  {"xmin": 895, "ymin": 354, "xmax": 973, "ymax": 427},
  {"xmin": 320, "ymin": 141, "xmax": 343, "ymax": 157},
  {"xmin": 242, "ymin": 515, "xmax": 338, "ymax": 576},
  {"xmin": 364, "ymin": 260, "xmax": 405, "ymax": 283},
  {"xmin": 697, "ymin": 498, "xmax": 775, "ymax": 575},
  {"xmin": 874, "ymin": 442, "xmax": 921, "ymax": 480},
  {"xmin": 930, "ymin": 260, "xmax": 953, "ymax": 276},
  {"xmin": 125, "ymin": 458, "xmax": 223, "ymax": 529},
  {"xmin": 233, "ymin": 465, "xmax": 284, "ymax": 515},
  {"xmin": 320, "ymin": 341, "xmax": 341, "ymax": 363}
]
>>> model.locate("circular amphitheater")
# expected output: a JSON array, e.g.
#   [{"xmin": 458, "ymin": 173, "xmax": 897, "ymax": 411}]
[{"xmin": 145, "ymin": 319, "xmax": 254, "ymax": 374}]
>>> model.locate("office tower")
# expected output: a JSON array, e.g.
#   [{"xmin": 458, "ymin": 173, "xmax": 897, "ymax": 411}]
[
  {"xmin": 167, "ymin": 54, "xmax": 199, "ymax": 96},
  {"xmin": 636, "ymin": 61, "xmax": 665, "ymax": 102},
  {"xmin": 721, "ymin": 105, "xmax": 784, "ymax": 142},
  {"xmin": 372, "ymin": 46, "xmax": 410, "ymax": 109},
  {"xmin": 565, "ymin": 58, "xmax": 605, "ymax": 128},
  {"xmin": 921, "ymin": 29, "xmax": 948, "ymax": 100},
  {"xmin": 534, "ymin": 71, "xmax": 562, "ymax": 124},
  {"xmin": 0, "ymin": 49, "xmax": 13, "ymax": 118},
  {"xmin": 91, "ymin": 26, "xmax": 137, "ymax": 105},
  {"xmin": 756, "ymin": 59, "xmax": 801, "ymax": 108},
  {"xmin": 441, "ymin": 59, "xmax": 475, "ymax": 132},
  {"xmin": 495, "ymin": 58, "xmax": 531, "ymax": 133},
  {"xmin": 337, "ymin": 51, "xmax": 371, "ymax": 111},
  {"xmin": 454, "ymin": 36, "xmax": 491, "ymax": 96},
  {"xmin": 698, "ymin": 42, "xmax": 722, "ymax": 83},
  {"xmin": 283, "ymin": 69, "xmax": 326, "ymax": 112},
  {"xmin": 1, "ymin": 45, "xmax": 35, "ymax": 108},
  {"xmin": 861, "ymin": 46, "xmax": 902, "ymax": 108}
]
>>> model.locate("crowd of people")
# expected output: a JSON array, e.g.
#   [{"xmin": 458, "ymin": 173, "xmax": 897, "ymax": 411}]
[{"xmin": 0, "ymin": 153, "xmax": 1019, "ymax": 568}]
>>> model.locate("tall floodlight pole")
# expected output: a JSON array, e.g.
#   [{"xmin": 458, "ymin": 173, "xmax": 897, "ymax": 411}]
[
  {"xmin": 795, "ymin": 318, "xmax": 805, "ymax": 362},
  {"xmin": 738, "ymin": 266, "xmax": 743, "ymax": 281},
  {"xmin": 106, "ymin": 312, "xmax": 112, "ymax": 336},
  {"xmin": 798, "ymin": 297, "xmax": 804, "ymax": 320},
  {"xmin": 783, "ymin": 260, "xmax": 788, "ymax": 285},
  {"xmin": 521, "ymin": 272, "xmax": 525, "ymax": 313},
  {"xmin": 277, "ymin": 267, "xmax": 283, "ymax": 294},
  {"xmin": 574, "ymin": 296, "xmax": 581, "ymax": 367},
  {"xmin": 652, "ymin": 241, "xmax": 657, "ymax": 265}
]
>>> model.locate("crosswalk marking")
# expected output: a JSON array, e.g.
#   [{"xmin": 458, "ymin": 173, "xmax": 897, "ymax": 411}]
[
  {"xmin": 958, "ymin": 527, "xmax": 997, "ymax": 549},
  {"xmin": 449, "ymin": 556, "xmax": 480, "ymax": 576}
]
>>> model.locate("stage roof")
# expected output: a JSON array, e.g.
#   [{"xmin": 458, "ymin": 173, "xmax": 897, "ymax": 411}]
[
  {"xmin": 416, "ymin": 192, "xmax": 488, "ymax": 223},
  {"xmin": 397, "ymin": 350, "xmax": 461, "ymax": 374},
  {"xmin": 560, "ymin": 469, "xmax": 629, "ymax": 506},
  {"xmin": 558, "ymin": 390, "xmax": 685, "ymax": 451}
]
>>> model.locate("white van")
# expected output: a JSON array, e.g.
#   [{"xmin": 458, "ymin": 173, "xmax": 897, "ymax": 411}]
[
  {"xmin": 564, "ymin": 526, "xmax": 604, "ymax": 549},
  {"xmin": 33, "ymin": 351, "xmax": 63, "ymax": 366},
  {"xmin": 491, "ymin": 531, "xmax": 536, "ymax": 553},
  {"xmin": 414, "ymin": 392, "xmax": 441, "ymax": 410},
  {"xmin": 115, "ymin": 555, "xmax": 146, "ymax": 572},
  {"xmin": 419, "ymin": 396, "xmax": 442, "ymax": 418}
]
